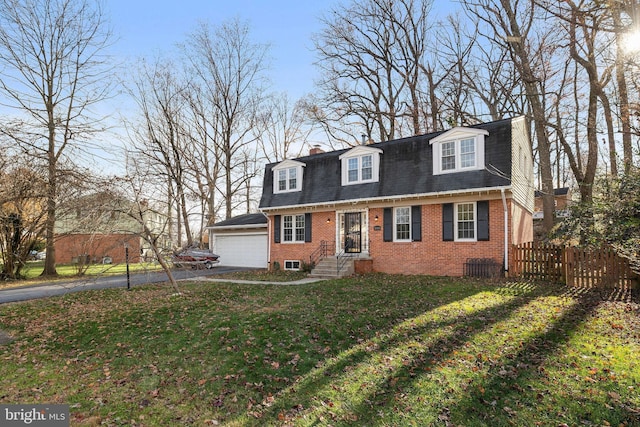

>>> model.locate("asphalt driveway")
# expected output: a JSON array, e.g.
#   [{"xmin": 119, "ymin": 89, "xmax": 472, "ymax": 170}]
[{"xmin": 0, "ymin": 266, "xmax": 254, "ymax": 304}]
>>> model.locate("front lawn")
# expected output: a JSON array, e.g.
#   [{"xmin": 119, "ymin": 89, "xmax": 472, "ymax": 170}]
[{"xmin": 0, "ymin": 275, "xmax": 638, "ymax": 426}]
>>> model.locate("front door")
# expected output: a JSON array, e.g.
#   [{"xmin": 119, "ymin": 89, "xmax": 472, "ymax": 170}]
[{"xmin": 344, "ymin": 212, "xmax": 362, "ymax": 253}]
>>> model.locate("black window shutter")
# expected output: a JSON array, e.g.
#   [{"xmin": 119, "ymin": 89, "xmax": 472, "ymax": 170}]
[
  {"xmin": 383, "ymin": 208, "xmax": 392, "ymax": 242},
  {"xmin": 477, "ymin": 201, "xmax": 490, "ymax": 241},
  {"xmin": 411, "ymin": 205, "xmax": 422, "ymax": 241},
  {"xmin": 274, "ymin": 215, "xmax": 281, "ymax": 243},
  {"xmin": 304, "ymin": 213, "xmax": 312, "ymax": 242},
  {"xmin": 442, "ymin": 203, "xmax": 454, "ymax": 241}
]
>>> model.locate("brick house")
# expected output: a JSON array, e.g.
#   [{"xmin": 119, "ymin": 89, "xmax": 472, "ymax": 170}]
[
  {"xmin": 258, "ymin": 116, "xmax": 534, "ymax": 277},
  {"xmin": 533, "ymin": 187, "xmax": 572, "ymax": 240},
  {"xmin": 55, "ymin": 193, "xmax": 170, "ymax": 264}
]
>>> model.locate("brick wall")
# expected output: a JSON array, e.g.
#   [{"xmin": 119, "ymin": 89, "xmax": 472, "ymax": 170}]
[
  {"xmin": 55, "ymin": 234, "xmax": 141, "ymax": 264},
  {"xmin": 269, "ymin": 199, "xmax": 529, "ymax": 276},
  {"xmin": 270, "ymin": 212, "xmax": 336, "ymax": 269},
  {"xmin": 369, "ymin": 200, "xmax": 507, "ymax": 276},
  {"xmin": 511, "ymin": 201, "xmax": 533, "ymax": 245}
]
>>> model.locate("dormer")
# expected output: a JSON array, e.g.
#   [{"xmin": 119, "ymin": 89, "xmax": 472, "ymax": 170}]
[
  {"xmin": 339, "ymin": 145, "xmax": 383, "ymax": 186},
  {"xmin": 430, "ymin": 127, "xmax": 488, "ymax": 175},
  {"xmin": 272, "ymin": 159, "xmax": 305, "ymax": 194}
]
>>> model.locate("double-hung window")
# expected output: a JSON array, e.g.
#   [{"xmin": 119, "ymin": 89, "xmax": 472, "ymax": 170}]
[
  {"xmin": 278, "ymin": 167, "xmax": 297, "ymax": 191},
  {"xmin": 439, "ymin": 138, "xmax": 477, "ymax": 172},
  {"xmin": 395, "ymin": 207, "xmax": 411, "ymax": 241},
  {"xmin": 347, "ymin": 154, "xmax": 373, "ymax": 183},
  {"xmin": 441, "ymin": 141, "xmax": 456, "ymax": 171},
  {"xmin": 431, "ymin": 127, "xmax": 488, "ymax": 175},
  {"xmin": 460, "ymin": 138, "xmax": 476, "ymax": 168},
  {"xmin": 383, "ymin": 206, "xmax": 422, "ymax": 242},
  {"xmin": 339, "ymin": 146, "xmax": 382, "ymax": 186},
  {"xmin": 456, "ymin": 202, "xmax": 476, "ymax": 240},
  {"xmin": 283, "ymin": 214, "xmax": 305, "ymax": 243},
  {"xmin": 443, "ymin": 201, "xmax": 489, "ymax": 242}
]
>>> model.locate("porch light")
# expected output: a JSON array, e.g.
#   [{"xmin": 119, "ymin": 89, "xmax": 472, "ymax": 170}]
[
  {"xmin": 374, "ymin": 215, "xmax": 379, "ymax": 221},
  {"xmin": 326, "ymin": 217, "xmax": 331, "ymax": 223}
]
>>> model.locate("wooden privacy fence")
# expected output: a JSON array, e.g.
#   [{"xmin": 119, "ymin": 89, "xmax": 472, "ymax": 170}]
[{"xmin": 510, "ymin": 242, "xmax": 638, "ymax": 288}]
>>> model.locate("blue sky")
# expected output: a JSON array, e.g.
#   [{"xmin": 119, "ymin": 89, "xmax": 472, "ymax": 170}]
[
  {"xmin": 107, "ymin": 0, "xmax": 456, "ymax": 100},
  {"xmin": 95, "ymin": 0, "xmax": 457, "ymax": 171},
  {"xmin": 107, "ymin": 0, "xmax": 331, "ymax": 100}
]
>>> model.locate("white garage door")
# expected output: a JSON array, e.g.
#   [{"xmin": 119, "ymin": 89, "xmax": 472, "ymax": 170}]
[{"xmin": 213, "ymin": 233, "xmax": 268, "ymax": 268}]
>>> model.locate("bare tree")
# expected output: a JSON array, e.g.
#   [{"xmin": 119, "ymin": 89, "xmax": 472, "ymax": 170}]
[
  {"xmin": 112, "ymin": 158, "xmax": 181, "ymax": 293},
  {"xmin": 462, "ymin": 0, "xmax": 558, "ymax": 234},
  {"xmin": 257, "ymin": 93, "xmax": 310, "ymax": 162},
  {"xmin": 564, "ymin": 1, "xmax": 611, "ymax": 194},
  {"xmin": 183, "ymin": 18, "xmax": 269, "ymax": 219},
  {"xmin": 0, "ymin": 0, "xmax": 113, "ymax": 275},
  {"xmin": 180, "ymin": 85, "xmax": 223, "ymax": 237},
  {"xmin": 606, "ymin": 1, "xmax": 636, "ymax": 173},
  {"xmin": 440, "ymin": 14, "xmax": 526, "ymax": 123},
  {"xmin": 0, "ymin": 160, "xmax": 48, "ymax": 279},
  {"xmin": 311, "ymin": 0, "xmax": 435, "ymax": 144},
  {"xmin": 434, "ymin": 15, "xmax": 482, "ymax": 127},
  {"xmin": 126, "ymin": 58, "xmax": 194, "ymax": 247},
  {"xmin": 536, "ymin": 0, "xmax": 618, "ymax": 204}
]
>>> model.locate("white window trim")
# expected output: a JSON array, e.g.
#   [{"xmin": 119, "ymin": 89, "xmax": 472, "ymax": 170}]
[
  {"xmin": 431, "ymin": 128, "xmax": 487, "ymax": 175},
  {"xmin": 339, "ymin": 146, "xmax": 383, "ymax": 186},
  {"xmin": 454, "ymin": 201, "xmax": 477, "ymax": 242},
  {"xmin": 273, "ymin": 160, "xmax": 305, "ymax": 194},
  {"xmin": 282, "ymin": 214, "xmax": 305, "ymax": 243},
  {"xmin": 393, "ymin": 206, "xmax": 411, "ymax": 242}
]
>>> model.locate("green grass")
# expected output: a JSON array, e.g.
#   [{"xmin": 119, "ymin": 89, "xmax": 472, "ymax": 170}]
[
  {"xmin": 216, "ymin": 269, "xmax": 308, "ymax": 282},
  {"xmin": 0, "ymin": 274, "xmax": 638, "ymax": 426}
]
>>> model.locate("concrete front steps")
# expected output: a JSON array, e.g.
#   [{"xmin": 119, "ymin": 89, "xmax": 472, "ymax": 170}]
[{"xmin": 309, "ymin": 256, "xmax": 354, "ymax": 278}]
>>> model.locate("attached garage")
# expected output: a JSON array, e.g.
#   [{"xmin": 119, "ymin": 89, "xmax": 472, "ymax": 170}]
[{"xmin": 208, "ymin": 213, "xmax": 268, "ymax": 268}]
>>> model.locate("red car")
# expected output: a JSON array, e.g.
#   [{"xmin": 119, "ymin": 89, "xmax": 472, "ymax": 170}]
[{"xmin": 172, "ymin": 249, "xmax": 220, "ymax": 269}]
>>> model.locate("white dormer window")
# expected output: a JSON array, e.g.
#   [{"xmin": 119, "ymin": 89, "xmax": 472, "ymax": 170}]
[
  {"xmin": 430, "ymin": 127, "xmax": 488, "ymax": 175},
  {"xmin": 339, "ymin": 145, "xmax": 382, "ymax": 186},
  {"xmin": 278, "ymin": 168, "xmax": 296, "ymax": 191},
  {"xmin": 273, "ymin": 159, "xmax": 305, "ymax": 193}
]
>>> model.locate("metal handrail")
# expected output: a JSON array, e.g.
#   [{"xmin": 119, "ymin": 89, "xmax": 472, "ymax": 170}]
[
  {"xmin": 336, "ymin": 248, "xmax": 350, "ymax": 276},
  {"xmin": 309, "ymin": 240, "xmax": 334, "ymax": 267}
]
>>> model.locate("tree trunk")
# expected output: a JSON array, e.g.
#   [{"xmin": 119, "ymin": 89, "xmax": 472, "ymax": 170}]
[
  {"xmin": 225, "ymin": 145, "xmax": 232, "ymax": 219},
  {"xmin": 598, "ymin": 91, "xmax": 618, "ymax": 176},
  {"xmin": 499, "ymin": 0, "xmax": 555, "ymax": 235},
  {"xmin": 43, "ymin": 124, "xmax": 57, "ymax": 276},
  {"xmin": 612, "ymin": 7, "xmax": 633, "ymax": 174}
]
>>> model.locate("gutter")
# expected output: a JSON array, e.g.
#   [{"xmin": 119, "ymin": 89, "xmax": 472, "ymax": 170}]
[
  {"xmin": 206, "ymin": 223, "xmax": 267, "ymax": 231},
  {"xmin": 263, "ymin": 211, "xmax": 271, "ymax": 270}
]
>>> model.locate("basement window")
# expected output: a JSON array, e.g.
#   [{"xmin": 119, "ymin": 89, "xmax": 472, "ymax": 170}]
[{"xmin": 284, "ymin": 260, "xmax": 301, "ymax": 271}]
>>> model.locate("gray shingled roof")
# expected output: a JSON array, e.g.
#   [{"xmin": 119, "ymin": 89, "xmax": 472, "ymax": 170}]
[
  {"xmin": 259, "ymin": 118, "xmax": 514, "ymax": 209},
  {"xmin": 210, "ymin": 213, "xmax": 267, "ymax": 228},
  {"xmin": 534, "ymin": 187, "xmax": 570, "ymax": 198}
]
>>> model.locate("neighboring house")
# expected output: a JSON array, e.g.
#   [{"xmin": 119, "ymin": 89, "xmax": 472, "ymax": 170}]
[
  {"xmin": 258, "ymin": 116, "xmax": 534, "ymax": 276},
  {"xmin": 533, "ymin": 187, "xmax": 572, "ymax": 240},
  {"xmin": 533, "ymin": 187, "xmax": 571, "ymax": 219},
  {"xmin": 55, "ymin": 193, "xmax": 171, "ymax": 264},
  {"xmin": 207, "ymin": 213, "xmax": 268, "ymax": 268}
]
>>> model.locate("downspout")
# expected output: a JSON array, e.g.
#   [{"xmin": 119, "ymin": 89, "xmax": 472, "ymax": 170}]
[
  {"xmin": 262, "ymin": 211, "xmax": 271, "ymax": 270},
  {"xmin": 501, "ymin": 188, "xmax": 509, "ymax": 275}
]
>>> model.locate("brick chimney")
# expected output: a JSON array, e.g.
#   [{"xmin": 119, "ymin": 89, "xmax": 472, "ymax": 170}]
[{"xmin": 309, "ymin": 144, "xmax": 324, "ymax": 155}]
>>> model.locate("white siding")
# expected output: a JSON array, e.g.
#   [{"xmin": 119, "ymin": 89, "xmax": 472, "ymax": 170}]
[{"xmin": 510, "ymin": 116, "xmax": 535, "ymax": 213}]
